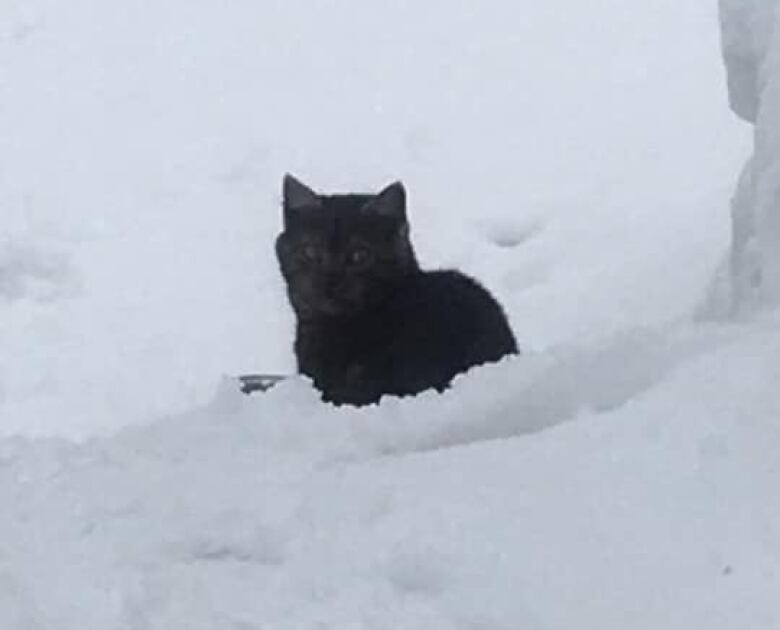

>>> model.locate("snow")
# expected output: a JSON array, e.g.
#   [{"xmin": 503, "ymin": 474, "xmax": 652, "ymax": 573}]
[
  {"xmin": 710, "ymin": 0, "xmax": 780, "ymax": 314},
  {"xmin": 3, "ymin": 321, "xmax": 780, "ymax": 629},
  {"xmin": 0, "ymin": 240, "xmax": 71, "ymax": 302},
  {"xmin": 1, "ymin": 0, "xmax": 775, "ymax": 628},
  {"xmin": 1, "ymin": 0, "xmax": 745, "ymax": 437}
]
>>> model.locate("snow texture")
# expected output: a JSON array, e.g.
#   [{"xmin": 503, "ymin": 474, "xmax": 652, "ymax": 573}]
[
  {"xmin": 0, "ymin": 241, "xmax": 71, "ymax": 303},
  {"xmin": 708, "ymin": 0, "xmax": 780, "ymax": 315},
  {"xmin": 2, "ymin": 321, "xmax": 780, "ymax": 629},
  {"xmin": 0, "ymin": 0, "xmax": 772, "ymax": 628}
]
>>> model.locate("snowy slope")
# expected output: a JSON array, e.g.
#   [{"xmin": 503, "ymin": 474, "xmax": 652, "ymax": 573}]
[{"xmin": 2, "ymin": 0, "xmax": 776, "ymax": 628}]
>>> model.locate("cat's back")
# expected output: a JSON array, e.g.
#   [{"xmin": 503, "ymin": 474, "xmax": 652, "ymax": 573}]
[{"xmin": 390, "ymin": 269, "xmax": 518, "ymax": 360}]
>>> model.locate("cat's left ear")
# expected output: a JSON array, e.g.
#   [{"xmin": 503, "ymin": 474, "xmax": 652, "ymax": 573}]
[
  {"xmin": 365, "ymin": 181, "xmax": 407, "ymax": 224},
  {"xmin": 283, "ymin": 174, "xmax": 322, "ymax": 229}
]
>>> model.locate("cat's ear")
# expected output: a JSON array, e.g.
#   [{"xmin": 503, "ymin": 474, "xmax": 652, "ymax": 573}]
[
  {"xmin": 283, "ymin": 174, "xmax": 320, "ymax": 227},
  {"xmin": 365, "ymin": 181, "xmax": 407, "ymax": 223}
]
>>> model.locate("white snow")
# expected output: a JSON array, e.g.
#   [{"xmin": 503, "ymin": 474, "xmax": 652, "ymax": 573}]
[
  {"xmin": 0, "ymin": 0, "xmax": 746, "ymax": 437},
  {"xmin": 2, "ymin": 0, "xmax": 777, "ymax": 628},
  {"xmin": 3, "ymin": 321, "xmax": 780, "ymax": 629},
  {"xmin": 709, "ymin": 0, "xmax": 780, "ymax": 314}
]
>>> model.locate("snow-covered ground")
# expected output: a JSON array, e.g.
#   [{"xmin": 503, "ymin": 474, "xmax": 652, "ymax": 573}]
[{"xmin": 4, "ymin": 0, "xmax": 778, "ymax": 628}]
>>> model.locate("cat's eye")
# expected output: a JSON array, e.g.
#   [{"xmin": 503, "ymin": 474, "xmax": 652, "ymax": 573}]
[{"xmin": 348, "ymin": 248, "xmax": 372, "ymax": 266}]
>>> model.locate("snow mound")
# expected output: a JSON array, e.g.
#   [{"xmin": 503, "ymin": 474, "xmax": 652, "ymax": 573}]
[{"xmin": 1, "ymin": 321, "xmax": 778, "ymax": 629}]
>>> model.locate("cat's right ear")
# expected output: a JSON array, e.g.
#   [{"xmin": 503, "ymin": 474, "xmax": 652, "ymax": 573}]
[
  {"xmin": 365, "ymin": 181, "xmax": 407, "ymax": 224},
  {"xmin": 283, "ymin": 174, "xmax": 321, "ymax": 228}
]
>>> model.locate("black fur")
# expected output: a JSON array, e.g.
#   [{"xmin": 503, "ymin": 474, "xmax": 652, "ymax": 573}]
[{"xmin": 276, "ymin": 174, "xmax": 518, "ymax": 406}]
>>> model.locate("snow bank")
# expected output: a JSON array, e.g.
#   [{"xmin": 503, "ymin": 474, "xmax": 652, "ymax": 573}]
[
  {"xmin": 1, "ymin": 319, "xmax": 778, "ymax": 629},
  {"xmin": 719, "ymin": 0, "xmax": 778, "ymax": 123},
  {"xmin": 708, "ymin": 0, "xmax": 780, "ymax": 315}
]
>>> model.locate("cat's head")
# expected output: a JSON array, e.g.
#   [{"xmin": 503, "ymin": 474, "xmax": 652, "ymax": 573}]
[{"xmin": 275, "ymin": 174, "xmax": 418, "ymax": 320}]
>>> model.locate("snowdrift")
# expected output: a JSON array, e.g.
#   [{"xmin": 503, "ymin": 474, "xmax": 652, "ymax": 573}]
[
  {"xmin": 1, "ymin": 320, "xmax": 779, "ymax": 629},
  {"xmin": 709, "ymin": 0, "xmax": 780, "ymax": 314}
]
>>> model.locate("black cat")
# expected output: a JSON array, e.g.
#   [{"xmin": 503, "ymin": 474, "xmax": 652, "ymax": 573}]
[{"xmin": 275, "ymin": 174, "xmax": 518, "ymax": 406}]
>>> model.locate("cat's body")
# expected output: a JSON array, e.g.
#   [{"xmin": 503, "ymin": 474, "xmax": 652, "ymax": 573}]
[{"xmin": 276, "ymin": 175, "xmax": 517, "ymax": 406}]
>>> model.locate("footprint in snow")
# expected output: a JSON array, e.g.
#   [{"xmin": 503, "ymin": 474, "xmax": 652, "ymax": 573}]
[
  {"xmin": 481, "ymin": 217, "xmax": 544, "ymax": 250},
  {"xmin": 179, "ymin": 523, "xmax": 288, "ymax": 567}
]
